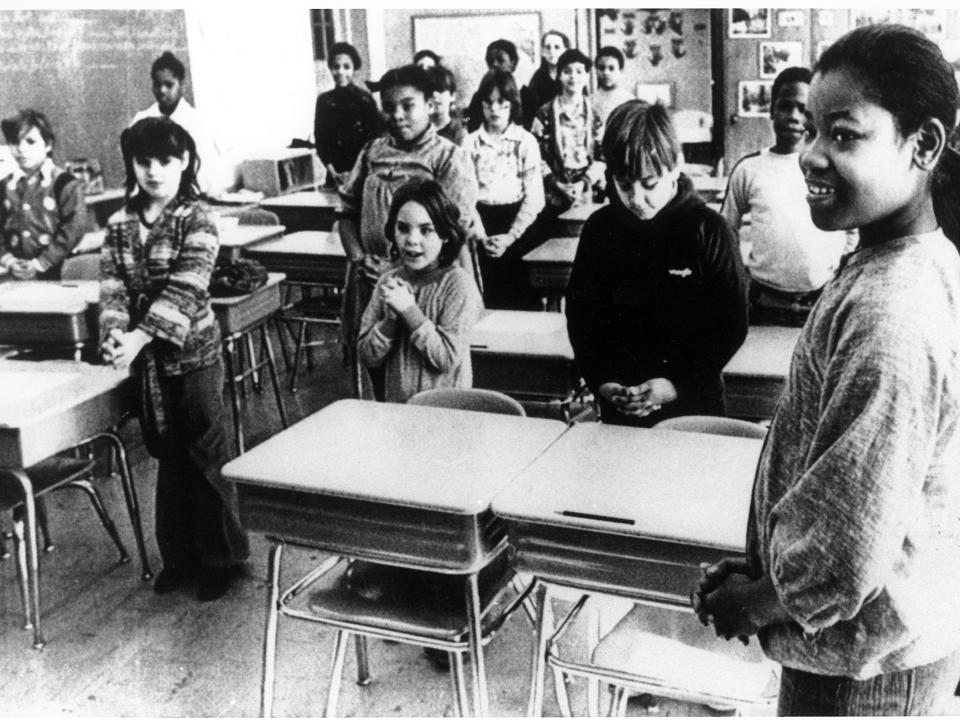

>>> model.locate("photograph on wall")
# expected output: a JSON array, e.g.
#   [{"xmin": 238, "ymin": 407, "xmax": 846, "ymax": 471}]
[
  {"xmin": 634, "ymin": 82, "xmax": 673, "ymax": 107},
  {"xmin": 760, "ymin": 40, "xmax": 803, "ymax": 78},
  {"xmin": 853, "ymin": 9, "xmax": 945, "ymax": 38},
  {"xmin": 738, "ymin": 80, "xmax": 774, "ymax": 117},
  {"xmin": 729, "ymin": 8, "xmax": 771, "ymax": 38},
  {"xmin": 777, "ymin": 10, "xmax": 804, "ymax": 28}
]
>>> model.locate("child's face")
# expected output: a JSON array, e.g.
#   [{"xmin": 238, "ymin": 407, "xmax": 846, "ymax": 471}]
[
  {"xmin": 482, "ymin": 88, "xmax": 511, "ymax": 132},
  {"xmin": 381, "ymin": 85, "xmax": 432, "ymax": 143},
  {"xmin": 613, "ymin": 165, "xmax": 681, "ymax": 221},
  {"xmin": 330, "ymin": 53, "xmax": 355, "ymax": 87},
  {"xmin": 800, "ymin": 68, "xmax": 921, "ymax": 236},
  {"xmin": 542, "ymin": 34, "xmax": 566, "ymax": 67},
  {"xmin": 152, "ymin": 69, "xmax": 183, "ymax": 114},
  {"xmin": 12, "ymin": 126, "xmax": 51, "ymax": 172},
  {"xmin": 133, "ymin": 154, "xmax": 187, "ymax": 203},
  {"xmin": 429, "ymin": 90, "xmax": 454, "ymax": 121},
  {"xmin": 595, "ymin": 56, "xmax": 621, "ymax": 90},
  {"xmin": 770, "ymin": 81, "xmax": 808, "ymax": 153},
  {"xmin": 395, "ymin": 200, "xmax": 443, "ymax": 273},
  {"xmin": 559, "ymin": 62, "xmax": 589, "ymax": 96},
  {"xmin": 487, "ymin": 49, "xmax": 515, "ymax": 73}
]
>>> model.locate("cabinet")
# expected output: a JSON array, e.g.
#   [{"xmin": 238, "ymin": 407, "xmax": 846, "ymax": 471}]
[{"xmin": 240, "ymin": 149, "xmax": 321, "ymax": 197}]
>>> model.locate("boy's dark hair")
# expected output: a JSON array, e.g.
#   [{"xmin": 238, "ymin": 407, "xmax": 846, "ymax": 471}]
[
  {"xmin": 426, "ymin": 65, "xmax": 457, "ymax": 95},
  {"xmin": 328, "ymin": 42, "xmax": 362, "ymax": 70},
  {"xmin": 477, "ymin": 70, "xmax": 522, "ymax": 126},
  {"xmin": 1, "ymin": 109, "xmax": 55, "ymax": 150},
  {"xmin": 556, "ymin": 48, "xmax": 592, "ymax": 75},
  {"xmin": 771, "ymin": 66, "xmax": 812, "ymax": 106},
  {"xmin": 413, "ymin": 49, "xmax": 441, "ymax": 66},
  {"xmin": 377, "ymin": 65, "xmax": 432, "ymax": 99},
  {"xmin": 120, "ymin": 116, "xmax": 200, "ymax": 203},
  {"xmin": 486, "ymin": 39, "xmax": 518, "ymax": 67},
  {"xmin": 151, "ymin": 51, "xmax": 186, "ymax": 81},
  {"xmin": 602, "ymin": 100, "xmax": 681, "ymax": 180},
  {"xmin": 385, "ymin": 178, "xmax": 465, "ymax": 267},
  {"xmin": 596, "ymin": 46, "xmax": 626, "ymax": 70}
]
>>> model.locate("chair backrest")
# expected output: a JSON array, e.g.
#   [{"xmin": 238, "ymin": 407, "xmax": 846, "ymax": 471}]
[
  {"xmin": 407, "ymin": 388, "xmax": 525, "ymax": 417},
  {"xmin": 237, "ymin": 208, "xmax": 280, "ymax": 226},
  {"xmin": 655, "ymin": 415, "xmax": 767, "ymax": 439},
  {"xmin": 60, "ymin": 253, "xmax": 100, "ymax": 281}
]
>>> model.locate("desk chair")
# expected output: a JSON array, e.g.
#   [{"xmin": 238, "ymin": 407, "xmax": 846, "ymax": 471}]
[
  {"xmin": 237, "ymin": 208, "xmax": 281, "ymax": 226},
  {"xmin": 408, "ymin": 387, "xmax": 525, "ymax": 416},
  {"xmin": 544, "ymin": 415, "xmax": 773, "ymax": 716}
]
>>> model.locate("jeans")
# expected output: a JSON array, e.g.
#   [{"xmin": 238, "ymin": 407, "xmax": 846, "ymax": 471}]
[{"xmin": 777, "ymin": 652, "xmax": 960, "ymax": 716}]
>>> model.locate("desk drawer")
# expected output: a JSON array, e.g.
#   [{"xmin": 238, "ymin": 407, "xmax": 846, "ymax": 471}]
[
  {"xmin": 724, "ymin": 376, "xmax": 784, "ymax": 421},
  {"xmin": 247, "ymin": 255, "xmax": 346, "ymax": 286},
  {"xmin": 472, "ymin": 352, "xmax": 575, "ymax": 400},
  {"xmin": 527, "ymin": 265, "xmax": 572, "ymax": 291},
  {"xmin": 214, "ymin": 283, "xmax": 283, "ymax": 336},
  {"xmin": 238, "ymin": 484, "xmax": 506, "ymax": 573}
]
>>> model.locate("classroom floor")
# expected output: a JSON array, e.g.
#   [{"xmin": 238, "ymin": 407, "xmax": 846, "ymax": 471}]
[{"xmin": 0, "ymin": 325, "xmax": 956, "ymax": 717}]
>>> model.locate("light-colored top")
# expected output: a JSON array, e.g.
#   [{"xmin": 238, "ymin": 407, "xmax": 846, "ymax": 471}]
[
  {"xmin": 523, "ymin": 236, "xmax": 578, "ymax": 265},
  {"xmin": 722, "ymin": 148, "xmax": 850, "ymax": 292},
  {"xmin": 0, "ymin": 280, "xmax": 99, "ymax": 312},
  {"xmin": 221, "ymin": 398, "xmax": 566, "ymax": 515},
  {"xmin": 722, "ymin": 325, "xmax": 801, "ymax": 380},
  {"xmin": 470, "ymin": 309, "xmax": 574, "ymax": 359},
  {"xmin": 592, "ymin": 86, "xmax": 635, "ymax": 133},
  {"xmin": 130, "ymin": 100, "xmax": 224, "ymax": 196},
  {"xmin": 463, "ymin": 123, "xmax": 545, "ymax": 240},
  {"xmin": 244, "ymin": 230, "xmax": 344, "ymax": 258},
  {"xmin": 750, "ymin": 230, "xmax": 960, "ymax": 678},
  {"xmin": 218, "ymin": 224, "xmax": 285, "ymax": 253},
  {"xmin": 260, "ymin": 189, "xmax": 340, "ymax": 210}
]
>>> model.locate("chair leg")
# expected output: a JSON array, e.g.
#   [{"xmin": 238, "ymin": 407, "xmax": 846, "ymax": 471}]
[
  {"xmin": 613, "ymin": 686, "xmax": 630, "ymax": 717},
  {"xmin": 464, "ymin": 571, "xmax": 489, "ymax": 717},
  {"xmin": 223, "ymin": 338, "xmax": 245, "ymax": 454},
  {"xmin": 553, "ymin": 667, "xmax": 574, "ymax": 717},
  {"xmin": 245, "ymin": 332, "xmax": 263, "ymax": 392},
  {"xmin": 10, "ymin": 468, "xmax": 44, "ymax": 648},
  {"xmin": 12, "ymin": 516, "xmax": 31, "ymax": 630},
  {"xmin": 36, "ymin": 496, "xmax": 54, "ymax": 553},
  {"xmin": 96, "ymin": 431, "xmax": 152, "ymax": 580},
  {"xmin": 450, "ymin": 652, "xmax": 470, "ymax": 717},
  {"xmin": 260, "ymin": 325, "xmax": 289, "ymax": 429},
  {"xmin": 273, "ymin": 316, "xmax": 292, "ymax": 371},
  {"xmin": 324, "ymin": 630, "xmax": 350, "ymax": 718},
  {"xmin": 528, "ymin": 582, "xmax": 552, "ymax": 717},
  {"xmin": 586, "ymin": 604, "xmax": 602, "ymax": 717},
  {"xmin": 261, "ymin": 540, "xmax": 284, "ymax": 718},
  {"xmin": 354, "ymin": 635, "xmax": 371, "ymax": 686},
  {"xmin": 289, "ymin": 321, "xmax": 307, "ymax": 393},
  {"xmin": 64, "ymin": 478, "xmax": 130, "ymax": 564}
]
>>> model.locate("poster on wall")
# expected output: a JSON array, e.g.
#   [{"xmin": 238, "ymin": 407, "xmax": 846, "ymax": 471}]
[
  {"xmin": 729, "ymin": 8, "xmax": 771, "ymax": 38},
  {"xmin": 738, "ymin": 80, "xmax": 774, "ymax": 116},
  {"xmin": 853, "ymin": 8, "xmax": 945, "ymax": 39},
  {"xmin": 759, "ymin": 41, "xmax": 803, "ymax": 78}
]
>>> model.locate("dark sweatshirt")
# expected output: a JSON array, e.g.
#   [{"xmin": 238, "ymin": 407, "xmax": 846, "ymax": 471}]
[{"xmin": 565, "ymin": 174, "xmax": 748, "ymax": 425}]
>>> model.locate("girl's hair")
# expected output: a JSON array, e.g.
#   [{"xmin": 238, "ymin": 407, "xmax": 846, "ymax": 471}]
[
  {"xmin": 384, "ymin": 178, "xmax": 466, "ymax": 267},
  {"xmin": 151, "ymin": 51, "xmax": 185, "ymax": 81},
  {"xmin": 595, "ymin": 46, "xmax": 626, "ymax": 70},
  {"xmin": 413, "ymin": 49, "xmax": 441, "ymax": 66},
  {"xmin": 816, "ymin": 24, "xmax": 960, "ymax": 246},
  {"xmin": 377, "ymin": 64, "xmax": 432, "ymax": 99},
  {"xmin": 541, "ymin": 30, "xmax": 571, "ymax": 52},
  {"xmin": 602, "ymin": 100, "xmax": 681, "ymax": 181},
  {"xmin": 477, "ymin": 70, "xmax": 522, "ymax": 126},
  {"xmin": 1, "ymin": 109, "xmax": 55, "ymax": 150},
  {"xmin": 486, "ymin": 39, "xmax": 518, "ymax": 67},
  {"xmin": 328, "ymin": 42, "xmax": 362, "ymax": 70},
  {"xmin": 120, "ymin": 116, "xmax": 200, "ymax": 203},
  {"xmin": 556, "ymin": 48, "xmax": 592, "ymax": 75},
  {"xmin": 426, "ymin": 65, "xmax": 457, "ymax": 94}
]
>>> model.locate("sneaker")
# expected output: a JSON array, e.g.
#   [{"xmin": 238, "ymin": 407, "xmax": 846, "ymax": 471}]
[
  {"xmin": 153, "ymin": 566, "xmax": 196, "ymax": 595},
  {"xmin": 197, "ymin": 566, "xmax": 236, "ymax": 602}
]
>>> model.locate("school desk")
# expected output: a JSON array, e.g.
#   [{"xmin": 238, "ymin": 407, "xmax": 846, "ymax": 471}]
[
  {"xmin": 722, "ymin": 324, "xmax": 800, "ymax": 420},
  {"xmin": 522, "ymin": 236, "xmax": 578, "ymax": 310},
  {"xmin": 258, "ymin": 189, "xmax": 341, "ymax": 232},
  {"xmin": 241, "ymin": 229, "xmax": 346, "ymax": 286},
  {"xmin": 470, "ymin": 310, "xmax": 577, "ymax": 421},
  {"xmin": 491, "ymin": 422, "xmax": 764, "ymax": 715},
  {"xmin": 221, "ymin": 398, "xmax": 566, "ymax": 717},
  {"xmin": 216, "ymin": 223, "xmax": 287, "ymax": 263},
  {"xmin": 84, "ymin": 188, "xmax": 126, "ymax": 229},
  {"xmin": 0, "ymin": 360, "xmax": 151, "ymax": 648},
  {"xmin": 0, "ymin": 280, "xmax": 100, "ymax": 359},
  {"xmin": 557, "ymin": 201, "xmax": 604, "ymax": 238},
  {"xmin": 690, "ymin": 174, "xmax": 727, "ymax": 204}
]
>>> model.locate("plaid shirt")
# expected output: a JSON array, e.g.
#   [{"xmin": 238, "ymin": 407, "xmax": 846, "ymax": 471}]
[{"xmin": 99, "ymin": 197, "xmax": 221, "ymax": 375}]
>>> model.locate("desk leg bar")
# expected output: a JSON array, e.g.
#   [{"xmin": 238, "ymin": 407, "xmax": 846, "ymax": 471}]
[
  {"xmin": 354, "ymin": 635, "xmax": 371, "ymax": 685},
  {"xmin": 260, "ymin": 325, "xmax": 288, "ymax": 429},
  {"xmin": 97, "ymin": 431, "xmax": 152, "ymax": 580},
  {"xmin": 324, "ymin": 630, "xmax": 350, "ymax": 717},
  {"xmin": 465, "ymin": 572, "xmax": 488, "ymax": 717},
  {"xmin": 261, "ymin": 540, "xmax": 283, "ymax": 718},
  {"xmin": 223, "ymin": 338, "xmax": 245, "ymax": 454},
  {"xmin": 451, "ymin": 652, "xmax": 469, "ymax": 717},
  {"xmin": 10, "ymin": 469, "xmax": 44, "ymax": 649},
  {"xmin": 528, "ymin": 582, "xmax": 550, "ymax": 717}
]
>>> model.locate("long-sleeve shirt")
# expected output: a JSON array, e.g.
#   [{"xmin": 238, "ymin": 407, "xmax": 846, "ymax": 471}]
[
  {"xmin": 357, "ymin": 263, "xmax": 482, "ymax": 403},
  {"xmin": 566, "ymin": 174, "xmax": 748, "ymax": 421},
  {"xmin": 313, "ymin": 83, "xmax": 385, "ymax": 174},
  {"xmin": 99, "ymin": 198, "xmax": 221, "ymax": 375},
  {"xmin": 747, "ymin": 230, "xmax": 960, "ymax": 679},
  {"xmin": 463, "ymin": 123, "xmax": 544, "ymax": 240},
  {"xmin": 0, "ymin": 158, "xmax": 87, "ymax": 274}
]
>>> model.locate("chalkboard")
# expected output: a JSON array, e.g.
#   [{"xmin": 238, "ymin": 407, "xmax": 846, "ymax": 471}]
[{"xmin": 0, "ymin": 9, "xmax": 190, "ymax": 189}]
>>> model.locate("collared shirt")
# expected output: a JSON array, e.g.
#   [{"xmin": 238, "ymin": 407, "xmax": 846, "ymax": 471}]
[
  {"xmin": 555, "ymin": 97, "xmax": 591, "ymax": 172},
  {"xmin": 0, "ymin": 157, "xmax": 87, "ymax": 273},
  {"xmin": 99, "ymin": 198, "xmax": 221, "ymax": 376}
]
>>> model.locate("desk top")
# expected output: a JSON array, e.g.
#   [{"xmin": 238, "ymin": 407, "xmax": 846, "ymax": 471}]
[
  {"xmin": 84, "ymin": 188, "xmax": 126, "ymax": 206},
  {"xmin": 210, "ymin": 272, "xmax": 285, "ymax": 308},
  {"xmin": 243, "ymin": 230, "xmax": 344, "ymax": 258},
  {"xmin": 222, "ymin": 399, "xmax": 565, "ymax": 515},
  {"xmin": 0, "ymin": 280, "xmax": 99, "ymax": 313},
  {"xmin": 723, "ymin": 325, "xmax": 800, "ymax": 380},
  {"xmin": 690, "ymin": 175, "xmax": 727, "ymax": 194},
  {"xmin": 523, "ymin": 236, "xmax": 578, "ymax": 264},
  {"xmin": 218, "ymin": 223, "xmax": 286, "ymax": 250},
  {"xmin": 470, "ymin": 310, "xmax": 574, "ymax": 359},
  {"xmin": 492, "ymin": 422, "xmax": 762, "ymax": 552},
  {"xmin": 558, "ymin": 202, "xmax": 605, "ymax": 223},
  {"xmin": 260, "ymin": 189, "xmax": 340, "ymax": 210}
]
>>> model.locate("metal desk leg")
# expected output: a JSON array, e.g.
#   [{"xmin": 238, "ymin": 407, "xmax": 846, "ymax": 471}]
[
  {"xmin": 223, "ymin": 336, "xmax": 245, "ymax": 454},
  {"xmin": 465, "ymin": 572, "xmax": 489, "ymax": 717},
  {"xmin": 260, "ymin": 324, "xmax": 288, "ymax": 428},
  {"xmin": 324, "ymin": 630, "xmax": 350, "ymax": 717},
  {"xmin": 528, "ymin": 582, "xmax": 551, "ymax": 717},
  {"xmin": 10, "ymin": 469, "xmax": 44, "ymax": 649},
  {"xmin": 97, "ymin": 430, "xmax": 152, "ymax": 580},
  {"xmin": 261, "ymin": 540, "xmax": 283, "ymax": 718}
]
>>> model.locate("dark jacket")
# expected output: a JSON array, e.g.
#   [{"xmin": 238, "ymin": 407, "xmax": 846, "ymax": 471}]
[
  {"xmin": 520, "ymin": 63, "xmax": 559, "ymax": 129},
  {"xmin": 314, "ymin": 84, "xmax": 385, "ymax": 173},
  {"xmin": 565, "ymin": 174, "xmax": 749, "ymax": 424}
]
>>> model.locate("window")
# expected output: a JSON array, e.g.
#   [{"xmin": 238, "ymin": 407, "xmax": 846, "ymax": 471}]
[{"xmin": 311, "ymin": 9, "xmax": 336, "ymax": 61}]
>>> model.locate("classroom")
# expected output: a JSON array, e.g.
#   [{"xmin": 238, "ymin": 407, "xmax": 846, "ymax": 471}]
[{"xmin": 2, "ymin": 5, "xmax": 960, "ymax": 717}]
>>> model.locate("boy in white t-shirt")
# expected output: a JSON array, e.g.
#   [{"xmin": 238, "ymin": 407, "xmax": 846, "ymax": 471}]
[
  {"xmin": 593, "ymin": 46, "xmax": 635, "ymax": 134},
  {"xmin": 721, "ymin": 66, "xmax": 852, "ymax": 326}
]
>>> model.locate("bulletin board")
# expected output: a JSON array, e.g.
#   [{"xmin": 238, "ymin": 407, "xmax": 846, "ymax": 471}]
[{"xmin": 0, "ymin": 9, "xmax": 190, "ymax": 189}]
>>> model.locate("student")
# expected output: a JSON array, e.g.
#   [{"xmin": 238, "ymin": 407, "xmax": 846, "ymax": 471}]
[
  {"xmin": 99, "ymin": 117, "xmax": 247, "ymax": 602},
  {"xmin": 358, "ymin": 178, "xmax": 482, "ymax": 402},
  {"xmin": 130, "ymin": 51, "xmax": 224, "ymax": 196},
  {"xmin": 413, "ymin": 49, "xmax": 440, "ymax": 71},
  {"xmin": 521, "ymin": 30, "xmax": 570, "ymax": 129},
  {"xmin": 721, "ymin": 66, "xmax": 850, "ymax": 326},
  {"xmin": 464, "ymin": 70, "xmax": 545, "ymax": 309},
  {"xmin": 0, "ymin": 109, "xmax": 86, "ymax": 280},
  {"xmin": 314, "ymin": 42, "xmax": 384, "ymax": 188},
  {"xmin": 593, "ymin": 46, "xmax": 635, "ymax": 132},
  {"xmin": 426, "ymin": 65, "xmax": 466, "ymax": 146},
  {"xmin": 566, "ymin": 101, "xmax": 748, "ymax": 426},
  {"xmin": 338, "ymin": 64, "xmax": 484, "ymax": 400},
  {"xmin": 464, "ymin": 39, "xmax": 519, "ymax": 133},
  {"xmin": 694, "ymin": 25, "xmax": 960, "ymax": 715},
  {"xmin": 531, "ymin": 48, "xmax": 604, "ymax": 215}
]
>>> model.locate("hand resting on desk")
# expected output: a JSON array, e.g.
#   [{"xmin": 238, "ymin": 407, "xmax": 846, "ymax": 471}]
[{"xmin": 598, "ymin": 377, "xmax": 677, "ymax": 418}]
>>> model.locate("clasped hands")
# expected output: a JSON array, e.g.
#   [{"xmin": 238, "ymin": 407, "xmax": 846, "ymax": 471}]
[
  {"xmin": 379, "ymin": 275, "xmax": 415, "ymax": 315},
  {"xmin": 597, "ymin": 377, "xmax": 677, "ymax": 418},
  {"xmin": 100, "ymin": 327, "xmax": 152, "ymax": 371},
  {"xmin": 0, "ymin": 258, "xmax": 40, "ymax": 280}
]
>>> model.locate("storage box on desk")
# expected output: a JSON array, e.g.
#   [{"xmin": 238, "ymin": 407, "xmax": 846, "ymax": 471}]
[{"xmin": 240, "ymin": 149, "xmax": 319, "ymax": 197}]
